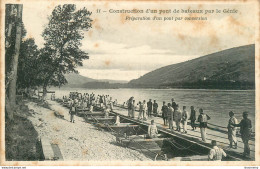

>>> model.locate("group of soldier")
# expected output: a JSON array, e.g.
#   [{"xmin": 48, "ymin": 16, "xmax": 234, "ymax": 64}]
[
  {"xmin": 125, "ymin": 96, "xmax": 252, "ymax": 159},
  {"xmin": 62, "ymin": 92, "xmax": 252, "ymax": 160}
]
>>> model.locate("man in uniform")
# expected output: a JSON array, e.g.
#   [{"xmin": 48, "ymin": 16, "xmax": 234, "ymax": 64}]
[
  {"xmin": 190, "ymin": 106, "xmax": 197, "ymax": 130},
  {"xmin": 174, "ymin": 104, "xmax": 182, "ymax": 132},
  {"xmin": 208, "ymin": 140, "xmax": 227, "ymax": 161},
  {"xmin": 131, "ymin": 100, "xmax": 136, "ymax": 118},
  {"xmin": 171, "ymin": 98, "xmax": 177, "ymax": 110},
  {"xmin": 227, "ymin": 111, "xmax": 238, "ymax": 149},
  {"xmin": 231, "ymin": 111, "xmax": 252, "ymax": 157},
  {"xmin": 197, "ymin": 108, "xmax": 211, "ymax": 142},
  {"xmin": 182, "ymin": 106, "xmax": 189, "ymax": 133},
  {"xmin": 127, "ymin": 97, "xmax": 133, "ymax": 117},
  {"xmin": 167, "ymin": 103, "xmax": 174, "ymax": 130},
  {"xmin": 147, "ymin": 99, "xmax": 153, "ymax": 117},
  {"xmin": 153, "ymin": 100, "xmax": 158, "ymax": 117},
  {"xmin": 161, "ymin": 101, "xmax": 168, "ymax": 125},
  {"xmin": 69, "ymin": 103, "xmax": 77, "ymax": 123}
]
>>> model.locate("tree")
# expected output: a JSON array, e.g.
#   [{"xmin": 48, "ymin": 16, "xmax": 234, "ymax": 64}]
[
  {"xmin": 41, "ymin": 4, "xmax": 92, "ymax": 97},
  {"xmin": 5, "ymin": 4, "xmax": 25, "ymax": 120},
  {"xmin": 17, "ymin": 38, "xmax": 41, "ymax": 89}
]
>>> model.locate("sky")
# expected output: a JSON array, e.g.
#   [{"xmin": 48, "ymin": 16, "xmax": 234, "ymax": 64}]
[{"xmin": 21, "ymin": 1, "xmax": 256, "ymax": 81}]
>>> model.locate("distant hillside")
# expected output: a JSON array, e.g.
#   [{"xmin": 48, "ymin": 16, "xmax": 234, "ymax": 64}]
[
  {"xmin": 64, "ymin": 73, "xmax": 96, "ymax": 87},
  {"xmin": 129, "ymin": 44, "xmax": 255, "ymax": 89},
  {"xmin": 63, "ymin": 73, "xmax": 128, "ymax": 88}
]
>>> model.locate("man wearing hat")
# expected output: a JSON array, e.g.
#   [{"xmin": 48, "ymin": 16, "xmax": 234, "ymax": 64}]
[
  {"xmin": 208, "ymin": 140, "xmax": 227, "ymax": 161},
  {"xmin": 231, "ymin": 111, "xmax": 252, "ymax": 157},
  {"xmin": 227, "ymin": 111, "xmax": 238, "ymax": 149}
]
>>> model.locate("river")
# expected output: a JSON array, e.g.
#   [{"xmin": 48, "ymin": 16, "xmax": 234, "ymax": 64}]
[{"xmin": 51, "ymin": 88, "xmax": 256, "ymax": 131}]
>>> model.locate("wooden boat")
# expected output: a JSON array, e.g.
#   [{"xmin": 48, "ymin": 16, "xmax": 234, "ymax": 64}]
[
  {"xmin": 99, "ymin": 123, "xmax": 140, "ymax": 135},
  {"xmin": 86, "ymin": 116, "xmax": 116, "ymax": 124}
]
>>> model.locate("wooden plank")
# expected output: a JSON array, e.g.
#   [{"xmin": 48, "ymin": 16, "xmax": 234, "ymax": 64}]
[
  {"xmin": 41, "ymin": 137, "xmax": 55, "ymax": 160},
  {"xmin": 51, "ymin": 144, "xmax": 64, "ymax": 161}
]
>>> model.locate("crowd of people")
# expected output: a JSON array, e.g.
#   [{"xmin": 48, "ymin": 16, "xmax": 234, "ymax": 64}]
[
  {"xmin": 124, "ymin": 96, "xmax": 253, "ymax": 158},
  {"xmin": 62, "ymin": 92, "xmax": 117, "ymax": 110},
  {"xmin": 60, "ymin": 92, "xmax": 252, "ymax": 159}
]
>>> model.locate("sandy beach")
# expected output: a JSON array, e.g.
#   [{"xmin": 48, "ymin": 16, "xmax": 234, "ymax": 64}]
[{"xmin": 26, "ymin": 99, "xmax": 151, "ymax": 161}]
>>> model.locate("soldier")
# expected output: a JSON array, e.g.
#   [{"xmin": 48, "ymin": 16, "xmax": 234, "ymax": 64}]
[
  {"xmin": 131, "ymin": 100, "xmax": 136, "ymax": 118},
  {"xmin": 174, "ymin": 105, "xmax": 182, "ymax": 132},
  {"xmin": 208, "ymin": 140, "xmax": 227, "ymax": 161},
  {"xmin": 182, "ymin": 106, "xmax": 189, "ymax": 133},
  {"xmin": 190, "ymin": 106, "xmax": 197, "ymax": 130},
  {"xmin": 69, "ymin": 103, "xmax": 77, "ymax": 123},
  {"xmin": 197, "ymin": 108, "xmax": 211, "ymax": 142},
  {"xmin": 142, "ymin": 100, "xmax": 147, "ymax": 121},
  {"xmin": 167, "ymin": 103, "xmax": 174, "ymax": 130},
  {"xmin": 138, "ymin": 101, "xmax": 143, "ymax": 120},
  {"xmin": 153, "ymin": 100, "xmax": 158, "ymax": 117},
  {"xmin": 171, "ymin": 98, "xmax": 177, "ymax": 110},
  {"xmin": 227, "ymin": 111, "xmax": 238, "ymax": 149},
  {"xmin": 231, "ymin": 111, "xmax": 252, "ymax": 157},
  {"xmin": 127, "ymin": 97, "xmax": 133, "ymax": 117},
  {"xmin": 147, "ymin": 99, "xmax": 153, "ymax": 117},
  {"xmin": 161, "ymin": 101, "xmax": 168, "ymax": 125}
]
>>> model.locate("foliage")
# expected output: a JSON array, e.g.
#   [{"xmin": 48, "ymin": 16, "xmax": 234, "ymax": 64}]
[
  {"xmin": 41, "ymin": 4, "xmax": 92, "ymax": 89},
  {"xmin": 17, "ymin": 38, "xmax": 41, "ymax": 89}
]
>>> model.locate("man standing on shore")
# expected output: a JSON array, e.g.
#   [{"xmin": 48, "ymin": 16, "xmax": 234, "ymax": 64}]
[
  {"xmin": 231, "ymin": 111, "xmax": 252, "ymax": 157},
  {"xmin": 69, "ymin": 103, "xmax": 77, "ymax": 123},
  {"xmin": 153, "ymin": 100, "xmax": 158, "ymax": 117},
  {"xmin": 227, "ymin": 111, "xmax": 238, "ymax": 149},
  {"xmin": 147, "ymin": 99, "xmax": 153, "ymax": 117}
]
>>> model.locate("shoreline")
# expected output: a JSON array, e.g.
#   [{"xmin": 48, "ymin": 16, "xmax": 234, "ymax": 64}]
[
  {"xmin": 52, "ymin": 87, "xmax": 256, "ymax": 92},
  {"xmin": 25, "ymin": 98, "xmax": 151, "ymax": 161}
]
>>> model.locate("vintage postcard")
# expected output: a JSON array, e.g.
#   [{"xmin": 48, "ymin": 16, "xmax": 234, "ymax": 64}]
[{"xmin": 0, "ymin": 0, "xmax": 259, "ymax": 166}]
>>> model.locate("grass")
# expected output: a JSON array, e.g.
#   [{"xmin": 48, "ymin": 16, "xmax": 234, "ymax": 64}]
[{"xmin": 5, "ymin": 99, "xmax": 43, "ymax": 161}]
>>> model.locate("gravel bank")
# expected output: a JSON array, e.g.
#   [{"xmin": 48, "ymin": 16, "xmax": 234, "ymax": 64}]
[{"xmin": 27, "ymin": 100, "xmax": 151, "ymax": 161}]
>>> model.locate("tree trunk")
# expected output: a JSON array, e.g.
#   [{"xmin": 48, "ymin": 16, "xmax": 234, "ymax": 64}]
[
  {"xmin": 5, "ymin": 96, "xmax": 13, "ymax": 121},
  {"xmin": 5, "ymin": 5, "xmax": 14, "ymax": 48},
  {"xmin": 8, "ymin": 4, "xmax": 23, "ymax": 106}
]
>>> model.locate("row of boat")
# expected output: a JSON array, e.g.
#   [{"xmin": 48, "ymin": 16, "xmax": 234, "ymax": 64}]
[{"xmin": 54, "ymin": 98, "xmax": 252, "ymax": 161}]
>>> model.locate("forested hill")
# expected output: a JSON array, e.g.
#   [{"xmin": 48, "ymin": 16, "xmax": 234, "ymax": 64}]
[
  {"xmin": 63, "ymin": 73, "xmax": 128, "ymax": 88},
  {"xmin": 129, "ymin": 44, "xmax": 255, "ymax": 89}
]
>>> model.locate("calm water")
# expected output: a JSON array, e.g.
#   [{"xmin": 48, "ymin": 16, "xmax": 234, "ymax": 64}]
[{"xmin": 51, "ymin": 88, "xmax": 256, "ymax": 130}]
